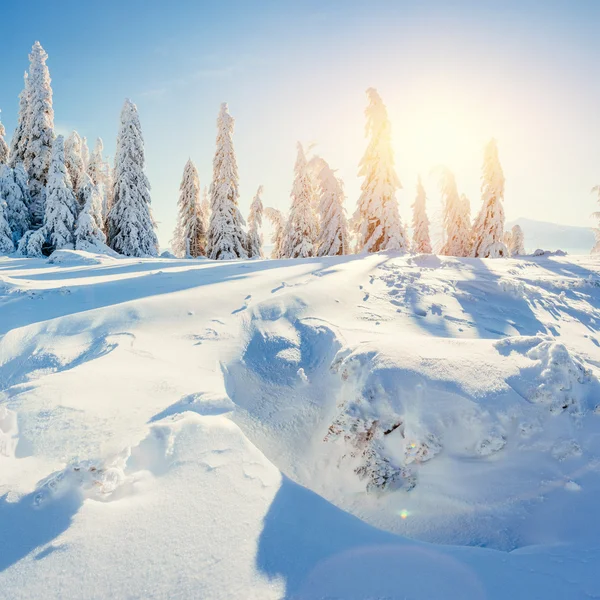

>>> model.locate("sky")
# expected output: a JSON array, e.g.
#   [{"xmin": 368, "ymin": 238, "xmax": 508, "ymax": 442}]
[{"xmin": 1, "ymin": 0, "xmax": 599, "ymax": 249}]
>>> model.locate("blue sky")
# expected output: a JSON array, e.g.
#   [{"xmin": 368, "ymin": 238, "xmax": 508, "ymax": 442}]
[{"xmin": 1, "ymin": 0, "xmax": 599, "ymax": 247}]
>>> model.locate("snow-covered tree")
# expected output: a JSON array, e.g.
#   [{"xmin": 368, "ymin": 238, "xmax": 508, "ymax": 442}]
[
  {"xmin": 75, "ymin": 172, "xmax": 107, "ymax": 251},
  {"xmin": 0, "ymin": 112, "xmax": 9, "ymax": 165},
  {"xmin": 107, "ymin": 99, "xmax": 158, "ymax": 257},
  {"xmin": 471, "ymin": 139, "xmax": 508, "ymax": 258},
  {"xmin": 246, "ymin": 185, "xmax": 264, "ymax": 258},
  {"xmin": 41, "ymin": 135, "xmax": 77, "ymax": 253},
  {"xmin": 438, "ymin": 167, "xmax": 471, "ymax": 257},
  {"xmin": 312, "ymin": 157, "xmax": 349, "ymax": 256},
  {"xmin": 81, "ymin": 136, "xmax": 90, "ymax": 171},
  {"xmin": 507, "ymin": 224, "xmax": 525, "ymax": 256},
  {"xmin": 265, "ymin": 207, "xmax": 287, "ymax": 259},
  {"xmin": 89, "ymin": 138, "xmax": 113, "ymax": 228},
  {"xmin": 172, "ymin": 159, "xmax": 206, "ymax": 258},
  {"xmin": 0, "ymin": 185, "xmax": 14, "ymax": 254},
  {"xmin": 353, "ymin": 88, "xmax": 407, "ymax": 253},
  {"xmin": 23, "ymin": 42, "xmax": 55, "ymax": 229},
  {"xmin": 282, "ymin": 142, "xmax": 318, "ymax": 258},
  {"xmin": 206, "ymin": 103, "xmax": 247, "ymax": 260},
  {"xmin": 0, "ymin": 164, "xmax": 30, "ymax": 244},
  {"xmin": 201, "ymin": 186, "xmax": 210, "ymax": 232},
  {"xmin": 411, "ymin": 175, "xmax": 432, "ymax": 254},
  {"xmin": 64, "ymin": 131, "xmax": 85, "ymax": 196},
  {"xmin": 9, "ymin": 72, "xmax": 29, "ymax": 168}
]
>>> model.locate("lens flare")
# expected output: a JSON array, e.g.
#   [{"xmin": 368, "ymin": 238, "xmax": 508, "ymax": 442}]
[{"xmin": 400, "ymin": 509, "xmax": 409, "ymax": 520}]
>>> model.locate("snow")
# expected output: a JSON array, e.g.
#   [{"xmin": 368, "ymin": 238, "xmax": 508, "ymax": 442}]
[{"xmin": 0, "ymin": 250, "xmax": 599, "ymax": 598}]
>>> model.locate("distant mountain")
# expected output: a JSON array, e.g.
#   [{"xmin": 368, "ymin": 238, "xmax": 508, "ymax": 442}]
[{"xmin": 507, "ymin": 218, "xmax": 596, "ymax": 255}]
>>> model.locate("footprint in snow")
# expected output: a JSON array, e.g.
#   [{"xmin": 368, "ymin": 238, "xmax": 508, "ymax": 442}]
[
  {"xmin": 271, "ymin": 282, "xmax": 286, "ymax": 293},
  {"xmin": 232, "ymin": 295, "xmax": 251, "ymax": 314}
]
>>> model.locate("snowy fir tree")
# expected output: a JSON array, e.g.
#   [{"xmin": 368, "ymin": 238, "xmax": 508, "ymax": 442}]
[
  {"xmin": 107, "ymin": 99, "xmax": 158, "ymax": 257},
  {"xmin": 201, "ymin": 186, "xmax": 210, "ymax": 232},
  {"xmin": 265, "ymin": 207, "xmax": 287, "ymax": 259},
  {"xmin": 471, "ymin": 139, "xmax": 508, "ymax": 258},
  {"xmin": 313, "ymin": 157, "xmax": 349, "ymax": 256},
  {"xmin": 0, "ymin": 164, "xmax": 30, "ymax": 244},
  {"xmin": 9, "ymin": 72, "xmax": 29, "ymax": 168},
  {"xmin": 0, "ymin": 197, "xmax": 14, "ymax": 254},
  {"xmin": 246, "ymin": 185, "xmax": 264, "ymax": 258},
  {"xmin": 438, "ymin": 167, "xmax": 472, "ymax": 257},
  {"xmin": 88, "ymin": 137, "xmax": 111, "ymax": 224},
  {"xmin": 64, "ymin": 131, "xmax": 86, "ymax": 196},
  {"xmin": 23, "ymin": 42, "xmax": 55, "ymax": 229},
  {"xmin": 81, "ymin": 136, "xmax": 90, "ymax": 171},
  {"xmin": 282, "ymin": 142, "xmax": 319, "ymax": 258},
  {"xmin": 41, "ymin": 135, "xmax": 78, "ymax": 254},
  {"xmin": 207, "ymin": 103, "xmax": 247, "ymax": 260},
  {"xmin": 172, "ymin": 159, "xmax": 206, "ymax": 258},
  {"xmin": 507, "ymin": 224, "xmax": 525, "ymax": 256},
  {"xmin": 0, "ymin": 112, "xmax": 9, "ymax": 165},
  {"xmin": 75, "ymin": 172, "xmax": 107, "ymax": 251},
  {"xmin": 411, "ymin": 175, "xmax": 432, "ymax": 254},
  {"xmin": 353, "ymin": 88, "xmax": 407, "ymax": 253}
]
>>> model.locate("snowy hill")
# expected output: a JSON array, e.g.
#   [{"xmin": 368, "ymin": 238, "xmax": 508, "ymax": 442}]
[
  {"xmin": 507, "ymin": 217, "xmax": 596, "ymax": 255},
  {"xmin": 1, "ymin": 250, "xmax": 600, "ymax": 599}
]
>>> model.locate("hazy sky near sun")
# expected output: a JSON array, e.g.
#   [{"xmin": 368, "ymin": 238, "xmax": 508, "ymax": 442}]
[{"xmin": 1, "ymin": 0, "xmax": 599, "ymax": 247}]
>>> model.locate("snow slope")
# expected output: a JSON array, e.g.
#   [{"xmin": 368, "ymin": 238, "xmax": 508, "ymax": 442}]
[{"xmin": 1, "ymin": 249, "xmax": 599, "ymax": 599}]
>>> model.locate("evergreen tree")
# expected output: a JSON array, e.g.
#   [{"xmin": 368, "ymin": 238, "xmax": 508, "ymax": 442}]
[
  {"xmin": 206, "ymin": 103, "xmax": 247, "ymax": 260},
  {"xmin": 81, "ymin": 136, "xmax": 90, "ymax": 171},
  {"xmin": 0, "ymin": 182, "xmax": 14, "ymax": 254},
  {"xmin": 439, "ymin": 167, "xmax": 471, "ymax": 257},
  {"xmin": 265, "ymin": 207, "xmax": 287, "ymax": 259},
  {"xmin": 246, "ymin": 185, "xmax": 264, "ymax": 258},
  {"xmin": 201, "ymin": 185, "xmax": 210, "ymax": 232},
  {"xmin": 23, "ymin": 42, "xmax": 55, "ymax": 229},
  {"xmin": 353, "ymin": 88, "xmax": 407, "ymax": 253},
  {"xmin": 0, "ymin": 164, "xmax": 30, "ymax": 244},
  {"xmin": 282, "ymin": 142, "xmax": 318, "ymax": 258},
  {"xmin": 411, "ymin": 175, "xmax": 432, "ymax": 254},
  {"xmin": 75, "ymin": 172, "xmax": 107, "ymax": 251},
  {"xmin": 313, "ymin": 157, "xmax": 349, "ymax": 256},
  {"xmin": 41, "ymin": 135, "xmax": 77, "ymax": 253},
  {"xmin": 9, "ymin": 72, "xmax": 29, "ymax": 168},
  {"xmin": 0, "ymin": 111, "xmax": 9, "ymax": 165},
  {"xmin": 89, "ymin": 138, "xmax": 114, "ymax": 229},
  {"xmin": 64, "ymin": 131, "xmax": 85, "ymax": 196},
  {"xmin": 107, "ymin": 99, "xmax": 159, "ymax": 257},
  {"xmin": 471, "ymin": 139, "xmax": 508, "ymax": 258},
  {"xmin": 172, "ymin": 159, "xmax": 206, "ymax": 258},
  {"xmin": 507, "ymin": 224, "xmax": 525, "ymax": 256}
]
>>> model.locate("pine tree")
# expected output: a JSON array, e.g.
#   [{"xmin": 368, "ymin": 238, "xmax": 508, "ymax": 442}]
[
  {"xmin": 507, "ymin": 224, "xmax": 525, "ymax": 256},
  {"xmin": 246, "ymin": 185, "xmax": 264, "ymax": 258},
  {"xmin": 265, "ymin": 207, "xmax": 287, "ymax": 259},
  {"xmin": 23, "ymin": 41, "xmax": 55, "ymax": 229},
  {"xmin": 438, "ymin": 167, "xmax": 471, "ymax": 257},
  {"xmin": 0, "ymin": 111, "xmax": 9, "ymax": 165},
  {"xmin": 201, "ymin": 186, "xmax": 210, "ymax": 232},
  {"xmin": 282, "ymin": 142, "xmax": 318, "ymax": 258},
  {"xmin": 64, "ymin": 131, "xmax": 85, "ymax": 196},
  {"xmin": 81, "ymin": 136, "xmax": 90, "ymax": 171},
  {"xmin": 0, "ymin": 164, "xmax": 30, "ymax": 244},
  {"xmin": 353, "ymin": 88, "xmax": 407, "ymax": 253},
  {"xmin": 172, "ymin": 159, "xmax": 206, "ymax": 258},
  {"xmin": 0, "ymin": 180, "xmax": 14, "ymax": 254},
  {"xmin": 75, "ymin": 172, "xmax": 107, "ymax": 251},
  {"xmin": 107, "ymin": 99, "xmax": 159, "ymax": 257},
  {"xmin": 312, "ymin": 157, "xmax": 349, "ymax": 256},
  {"xmin": 9, "ymin": 72, "xmax": 29, "ymax": 168},
  {"xmin": 411, "ymin": 175, "xmax": 432, "ymax": 254},
  {"xmin": 471, "ymin": 139, "xmax": 508, "ymax": 258},
  {"xmin": 89, "ymin": 138, "xmax": 113, "ymax": 228},
  {"xmin": 41, "ymin": 135, "xmax": 77, "ymax": 253},
  {"xmin": 206, "ymin": 103, "xmax": 247, "ymax": 260}
]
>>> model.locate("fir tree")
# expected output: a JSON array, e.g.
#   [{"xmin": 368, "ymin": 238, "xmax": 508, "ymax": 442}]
[
  {"xmin": 507, "ymin": 224, "xmax": 525, "ymax": 256},
  {"xmin": 0, "ymin": 164, "xmax": 30, "ymax": 244},
  {"xmin": 0, "ymin": 186, "xmax": 14, "ymax": 254},
  {"xmin": 75, "ymin": 172, "xmax": 107, "ymax": 251},
  {"xmin": 41, "ymin": 135, "xmax": 77, "ymax": 253},
  {"xmin": 64, "ymin": 131, "xmax": 85, "ymax": 196},
  {"xmin": 411, "ymin": 175, "xmax": 432, "ymax": 254},
  {"xmin": 81, "ymin": 136, "xmax": 90, "ymax": 171},
  {"xmin": 353, "ymin": 88, "xmax": 407, "ymax": 253},
  {"xmin": 206, "ymin": 103, "xmax": 247, "ymax": 260},
  {"xmin": 471, "ymin": 139, "xmax": 508, "ymax": 258},
  {"xmin": 282, "ymin": 142, "xmax": 318, "ymax": 258},
  {"xmin": 107, "ymin": 99, "xmax": 159, "ymax": 257},
  {"xmin": 172, "ymin": 159, "xmax": 206, "ymax": 258},
  {"xmin": 313, "ymin": 157, "xmax": 349, "ymax": 256},
  {"xmin": 0, "ymin": 111, "xmax": 9, "ymax": 165},
  {"xmin": 438, "ymin": 168, "xmax": 471, "ymax": 257},
  {"xmin": 23, "ymin": 42, "xmax": 55, "ymax": 229},
  {"xmin": 246, "ymin": 185, "xmax": 264, "ymax": 258},
  {"xmin": 265, "ymin": 207, "xmax": 287, "ymax": 259},
  {"xmin": 9, "ymin": 72, "xmax": 29, "ymax": 168},
  {"xmin": 201, "ymin": 186, "xmax": 210, "ymax": 232}
]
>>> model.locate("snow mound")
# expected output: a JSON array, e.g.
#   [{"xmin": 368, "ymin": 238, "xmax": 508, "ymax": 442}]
[
  {"xmin": 47, "ymin": 248, "xmax": 119, "ymax": 265},
  {"xmin": 0, "ymin": 406, "xmax": 18, "ymax": 458}
]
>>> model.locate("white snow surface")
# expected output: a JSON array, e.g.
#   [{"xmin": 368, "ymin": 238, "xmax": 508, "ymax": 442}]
[{"xmin": 1, "ymin": 250, "xmax": 600, "ymax": 599}]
